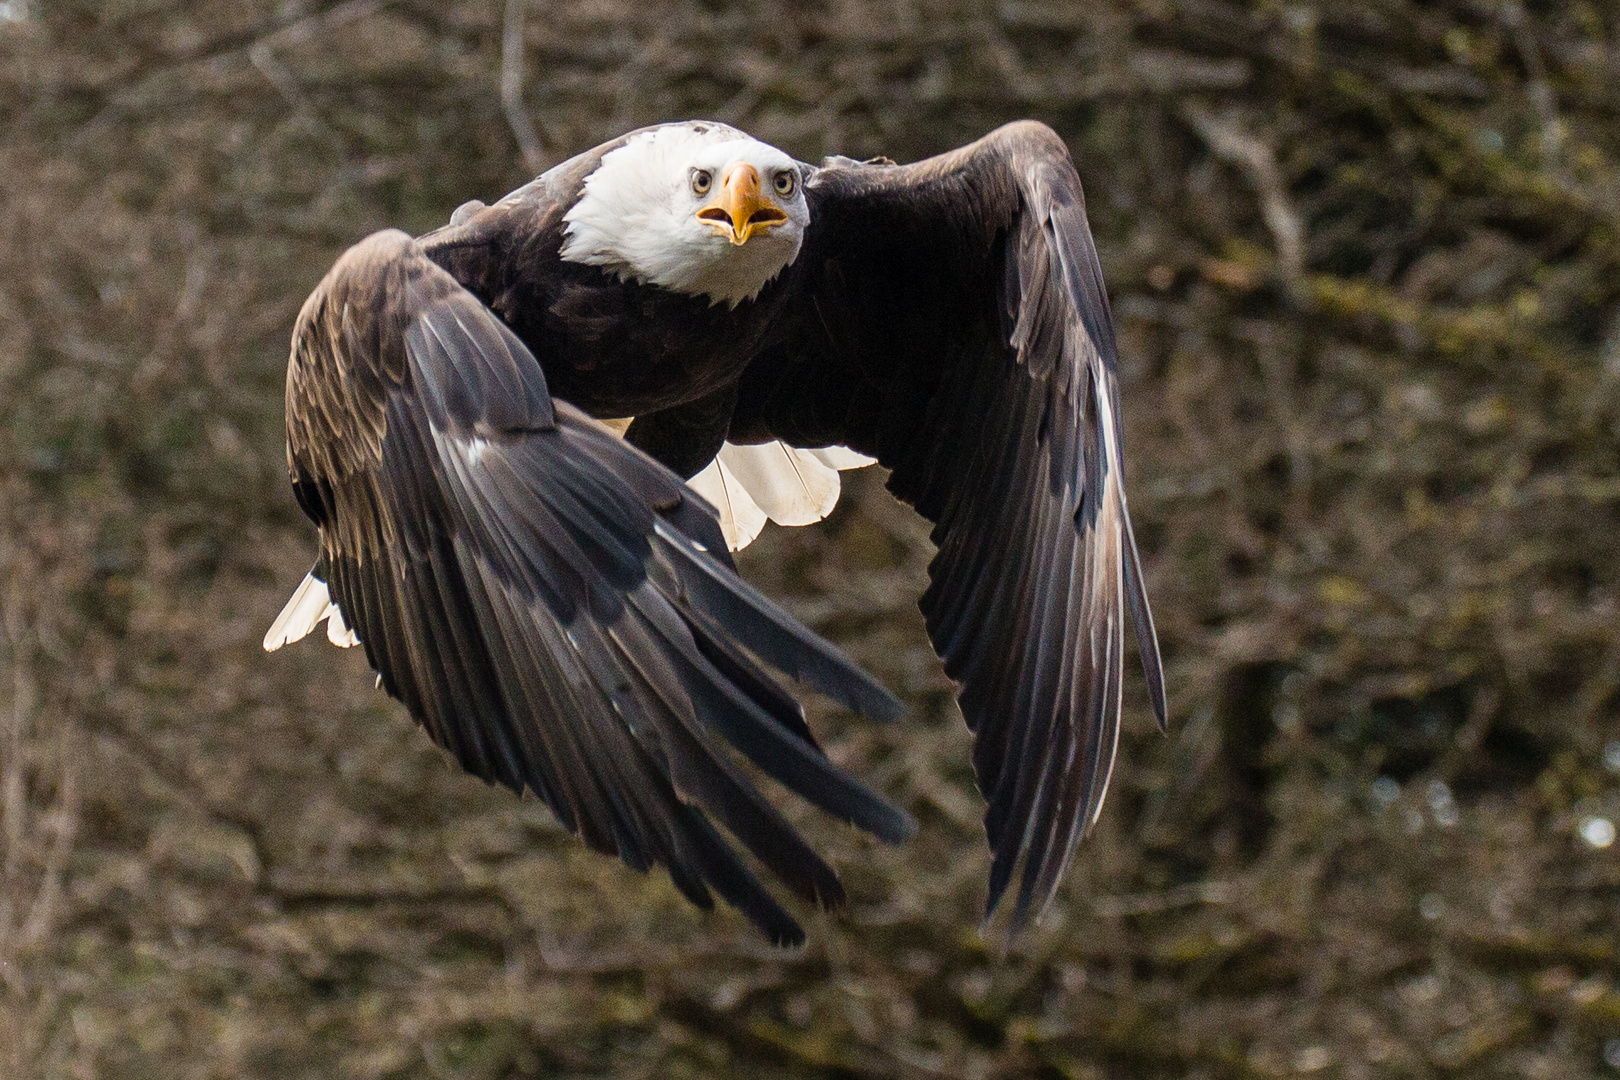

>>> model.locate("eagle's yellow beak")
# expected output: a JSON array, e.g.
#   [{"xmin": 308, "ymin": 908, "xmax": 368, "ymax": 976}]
[{"xmin": 696, "ymin": 163, "xmax": 789, "ymax": 246}]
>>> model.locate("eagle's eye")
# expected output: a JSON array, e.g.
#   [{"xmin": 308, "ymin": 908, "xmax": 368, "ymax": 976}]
[
  {"xmin": 773, "ymin": 171, "xmax": 796, "ymax": 197},
  {"xmin": 691, "ymin": 170, "xmax": 712, "ymax": 196}
]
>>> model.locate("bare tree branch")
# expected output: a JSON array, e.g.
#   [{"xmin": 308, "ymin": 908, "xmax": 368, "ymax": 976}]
[
  {"xmin": 0, "ymin": 564, "xmax": 78, "ymax": 1080},
  {"xmin": 502, "ymin": 0, "xmax": 548, "ymax": 174},
  {"xmin": 1183, "ymin": 102, "xmax": 1307, "ymax": 305},
  {"xmin": 72, "ymin": 0, "xmax": 389, "ymax": 144},
  {"xmin": 255, "ymin": 0, "xmax": 387, "ymax": 53},
  {"xmin": 1502, "ymin": 3, "xmax": 1568, "ymax": 181}
]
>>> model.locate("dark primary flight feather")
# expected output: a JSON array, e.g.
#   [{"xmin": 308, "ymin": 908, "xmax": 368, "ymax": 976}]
[
  {"xmin": 282, "ymin": 230, "xmax": 912, "ymax": 946},
  {"xmin": 732, "ymin": 121, "xmax": 1167, "ymax": 927}
]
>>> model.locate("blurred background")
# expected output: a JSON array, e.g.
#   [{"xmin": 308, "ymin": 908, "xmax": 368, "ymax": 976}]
[{"xmin": 4, "ymin": 1, "xmax": 1620, "ymax": 1076}]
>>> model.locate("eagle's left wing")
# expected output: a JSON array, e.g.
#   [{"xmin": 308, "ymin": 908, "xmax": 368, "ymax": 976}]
[{"xmin": 735, "ymin": 121, "xmax": 1167, "ymax": 929}]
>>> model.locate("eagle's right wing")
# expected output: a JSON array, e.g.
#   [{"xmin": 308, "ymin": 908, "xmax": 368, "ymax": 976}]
[{"xmin": 275, "ymin": 229, "xmax": 913, "ymax": 945}]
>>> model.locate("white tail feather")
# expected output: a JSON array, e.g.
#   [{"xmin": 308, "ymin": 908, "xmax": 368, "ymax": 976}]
[
  {"xmin": 604, "ymin": 412, "xmax": 876, "ymax": 552},
  {"xmin": 326, "ymin": 604, "xmax": 359, "ymax": 648},
  {"xmin": 687, "ymin": 455, "xmax": 769, "ymax": 551},
  {"xmin": 717, "ymin": 442, "xmax": 840, "ymax": 526},
  {"xmin": 264, "ymin": 573, "xmax": 329, "ymax": 651},
  {"xmin": 264, "ymin": 572, "xmax": 360, "ymax": 651},
  {"xmin": 807, "ymin": 445, "xmax": 876, "ymax": 471}
]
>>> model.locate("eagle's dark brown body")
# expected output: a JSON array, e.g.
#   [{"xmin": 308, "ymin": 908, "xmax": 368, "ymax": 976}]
[
  {"xmin": 274, "ymin": 120, "xmax": 1165, "ymax": 944},
  {"xmin": 424, "ymin": 197, "xmax": 791, "ymax": 423}
]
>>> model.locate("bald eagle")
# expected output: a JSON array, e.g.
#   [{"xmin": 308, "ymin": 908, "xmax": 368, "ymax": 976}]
[{"xmin": 264, "ymin": 120, "xmax": 1166, "ymax": 945}]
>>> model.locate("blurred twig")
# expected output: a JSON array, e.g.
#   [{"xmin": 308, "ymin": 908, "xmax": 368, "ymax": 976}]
[
  {"xmin": 502, "ymin": 0, "xmax": 549, "ymax": 174},
  {"xmin": 1091, "ymin": 878, "xmax": 1231, "ymax": 918},
  {"xmin": 249, "ymin": 0, "xmax": 390, "ymax": 132},
  {"xmin": 1183, "ymin": 102, "xmax": 1307, "ymax": 305},
  {"xmin": 71, "ymin": 0, "xmax": 389, "ymax": 143},
  {"xmin": 250, "ymin": 40, "xmax": 320, "ymax": 117},
  {"xmin": 0, "ymin": 563, "xmax": 79, "ymax": 1080},
  {"xmin": 248, "ymin": 0, "xmax": 388, "ymax": 58},
  {"xmin": 1501, "ymin": 3, "xmax": 1568, "ymax": 181}
]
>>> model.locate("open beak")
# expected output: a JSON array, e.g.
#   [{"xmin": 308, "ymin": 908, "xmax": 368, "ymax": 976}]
[{"xmin": 696, "ymin": 163, "xmax": 789, "ymax": 246}]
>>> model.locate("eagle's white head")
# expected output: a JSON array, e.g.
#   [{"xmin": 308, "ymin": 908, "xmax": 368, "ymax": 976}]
[{"xmin": 559, "ymin": 123, "xmax": 810, "ymax": 307}]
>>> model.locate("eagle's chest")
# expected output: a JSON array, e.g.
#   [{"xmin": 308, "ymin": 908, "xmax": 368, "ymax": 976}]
[{"xmin": 500, "ymin": 269, "xmax": 784, "ymax": 418}]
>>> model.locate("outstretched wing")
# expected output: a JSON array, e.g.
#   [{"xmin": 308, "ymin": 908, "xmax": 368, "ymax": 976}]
[
  {"xmin": 278, "ymin": 229, "xmax": 913, "ymax": 945},
  {"xmin": 735, "ymin": 121, "xmax": 1167, "ymax": 928}
]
